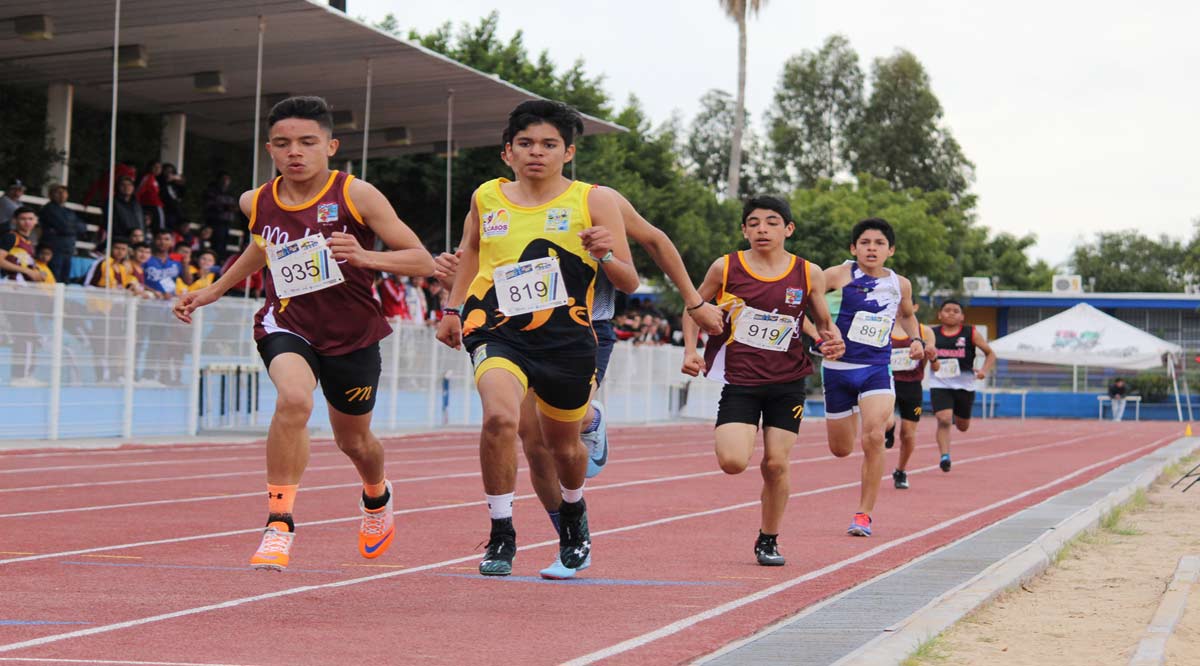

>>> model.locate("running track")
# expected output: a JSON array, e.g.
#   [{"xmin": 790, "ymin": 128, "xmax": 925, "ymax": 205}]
[{"xmin": 0, "ymin": 419, "xmax": 1182, "ymax": 665}]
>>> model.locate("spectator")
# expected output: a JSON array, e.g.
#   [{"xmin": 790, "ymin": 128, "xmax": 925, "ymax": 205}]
[
  {"xmin": 129, "ymin": 242, "xmax": 151, "ymax": 294},
  {"xmin": 219, "ymin": 248, "xmax": 264, "ymax": 298},
  {"xmin": 81, "ymin": 163, "xmax": 136, "ymax": 207},
  {"xmin": 1, "ymin": 178, "xmax": 26, "ymax": 233},
  {"xmin": 143, "ymin": 230, "xmax": 187, "ymax": 297},
  {"xmin": 36, "ymin": 185, "xmax": 86, "ymax": 283},
  {"xmin": 1108, "ymin": 377, "xmax": 1130, "ymax": 422},
  {"xmin": 377, "ymin": 273, "xmax": 415, "ymax": 321},
  {"xmin": 137, "ymin": 160, "xmax": 164, "ymax": 232},
  {"xmin": 158, "ymin": 163, "xmax": 186, "ymax": 232},
  {"xmin": 33, "ymin": 245, "xmax": 56, "ymax": 284},
  {"xmin": 172, "ymin": 242, "xmax": 195, "ymax": 278},
  {"xmin": 0, "ymin": 207, "xmax": 44, "ymax": 282},
  {"xmin": 203, "ymin": 172, "xmax": 237, "ymax": 258},
  {"xmin": 86, "ymin": 237, "xmax": 134, "ymax": 290},
  {"xmin": 193, "ymin": 225, "xmax": 216, "ymax": 254},
  {"xmin": 107, "ymin": 176, "xmax": 145, "ymax": 241},
  {"xmin": 180, "ymin": 249, "xmax": 217, "ymax": 292}
]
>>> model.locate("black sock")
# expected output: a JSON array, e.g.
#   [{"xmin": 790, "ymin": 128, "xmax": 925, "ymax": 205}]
[
  {"xmin": 490, "ymin": 516, "xmax": 515, "ymax": 538},
  {"xmin": 559, "ymin": 498, "xmax": 586, "ymax": 516},
  {"xmin": 266, "ymin": 512, "xmax": 294, "ymax": 532},
  {"xmin": 362, "ymin": 486, "xmax": 390, "ymax": 511}
]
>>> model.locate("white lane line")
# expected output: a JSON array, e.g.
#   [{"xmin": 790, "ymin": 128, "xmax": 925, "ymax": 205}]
[
  {"xmin": 0, "ymin": 427, "xmax": 1101, "ymax": 654},
  {"xmin": 559, "ymin": 435, "xmax": 1175, "ymax": 666},
  {"xmin": 0, "ymin": 430, "xmax": 1017, "ymax": 517}
]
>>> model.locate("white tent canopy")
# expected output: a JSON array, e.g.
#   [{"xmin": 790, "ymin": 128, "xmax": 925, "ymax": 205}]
[
  {"xmin": 991, "ymin": 303, "xmax": 1181, "ymax": 370},
  {"xmin": 990, "ymin": 303, "xmax": 1190, "ymax": 420}
]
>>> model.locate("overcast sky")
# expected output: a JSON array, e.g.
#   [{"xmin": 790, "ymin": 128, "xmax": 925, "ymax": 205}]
[{"xmin": 353, "ymin": 0, "xmax": 1199, "ymax": 267}]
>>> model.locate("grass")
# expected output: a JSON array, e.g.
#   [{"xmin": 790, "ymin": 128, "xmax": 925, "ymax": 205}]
[
  {"xmin": 901, "ymin": 634, "xmax": 948, "ymax": 666},
  {"xmin": 1099, "ymin": 488, "xmax": 1147, "ymax": 535}
]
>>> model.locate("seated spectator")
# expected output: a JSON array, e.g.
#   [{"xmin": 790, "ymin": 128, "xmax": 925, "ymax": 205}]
[
  {"xmin": 34, "ymin": 245, "xmax": 56, "ymax": 284},
  {"xmin": 143, "ymin": 230, "xmax": 187, "ymax": 298},
  {"xmin": 193, "ymin": 225, "xmax": 216, "ymax": 255},
  {"xmin": 107, "ymin": 176, "xmax": 145, "ymax": 241},
  {"xmin": 129, "ymin": 242, "xmax": 152, "ymax": 295},
  {"xmin": 0, "ymin": 207, "xmax": 43, "ymax": 282},
  {"xmin": 1, "ymin": 178, "xmax": 26, "ymax": 234},
  {"xmin": 172, "ymin": 242, "xmax": 196, "ymax": 278},
  {"xmin": 180, "ymin": 249, "xmax": 218, "ymax": 292},
  {"xmin": 86, "ymin": 237, "xmax": 135, "ymax": 290},
  {"xmin": 38, "ymin": 184, "xmax": 87, "ymax": 283},
  {"xmin": 128, "ymin": 227, "xmax": 145, "ymax": 246}
]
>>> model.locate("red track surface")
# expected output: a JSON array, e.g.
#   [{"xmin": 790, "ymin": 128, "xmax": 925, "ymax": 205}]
[{"xmin": 0, "ymin": 419, "xmax": 1182, "ymax": 665}]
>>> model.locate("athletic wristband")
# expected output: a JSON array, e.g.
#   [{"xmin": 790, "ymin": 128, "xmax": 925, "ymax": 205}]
[
  {"xmin": 442, "ymin": 307, "xmax": 461, "ymax": 318},
  {"xmin": 814, "ymin": 339, "xmax": 825, "ymax": 348},
  {"xmin": 686, "ymin": 301, "xmax": 707, "ymax": 312}
]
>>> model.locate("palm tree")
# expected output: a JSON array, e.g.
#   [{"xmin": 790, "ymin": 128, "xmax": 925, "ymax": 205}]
[{"xmin": 719, "ymin": 0, "xmax": 766, "ymax": 199}]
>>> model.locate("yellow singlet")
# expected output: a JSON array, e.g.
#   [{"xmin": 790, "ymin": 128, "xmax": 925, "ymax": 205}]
[{"xmin": 462, "ymin": 178, "xmax": 599, "ymax": 356}]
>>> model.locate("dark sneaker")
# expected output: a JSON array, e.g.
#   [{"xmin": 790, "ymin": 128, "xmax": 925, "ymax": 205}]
[
  {"xmin": 884, "ymin": 425, "xmax": 895, "ymax": 449},
  {"xmin": 558, "ymin": 499, "xmax": 591, "ymax": 569},
  {"xmin": 940, "ymin": 455, "xmax": 952, "ymax": 473},
  {"xmin": 893, "ymin": 469, "xmax": 909, "ymax": 489},
  {"xmin": 754, "ymin": 533, "xmax": 785, "ymax": 566},
  {"xmin": 479, "ymin": 518, "xmax": 516, "ymax": 576}
]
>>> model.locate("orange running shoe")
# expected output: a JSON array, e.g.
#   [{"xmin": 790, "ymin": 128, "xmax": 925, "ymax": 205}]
[
  {"xmin": 358, "ymin": 481, "xmax": 395, "ymax": 559},
  {"xmin": 250, "ymin": 524, "xmax": 295, "ymax": 571}
]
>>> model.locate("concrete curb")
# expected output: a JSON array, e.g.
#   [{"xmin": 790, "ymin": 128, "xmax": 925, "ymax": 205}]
[
  {"xmin": 834, "ymin": 435, "xmax": 1200, "ymax": 666},
  {"xmin": 1128, "ymin": 554, "xmax": 1200, "ymax": 666}
]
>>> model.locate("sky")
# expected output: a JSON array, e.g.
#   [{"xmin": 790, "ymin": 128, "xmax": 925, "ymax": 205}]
[{"xmin": 352, "ymin": 0, "xmax": 1199, "ymax": 268}]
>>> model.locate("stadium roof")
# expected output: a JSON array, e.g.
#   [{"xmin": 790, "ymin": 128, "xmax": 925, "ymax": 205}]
[{"xmin": 0, "ymin": 0, "xmax": 624, "ymax": 156}]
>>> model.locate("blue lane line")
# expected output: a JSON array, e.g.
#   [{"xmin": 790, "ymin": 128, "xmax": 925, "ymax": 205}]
[
  {"xmin": 0, "ymin": 620, "xmax": 92, "ymax": 626},
  {"xmin": 434, "ymin": 573, "xmax": 730, "ymax": 587},
  {"xmin": 60, "ymin": 561, "xmax": 346, "ymax": 575}
]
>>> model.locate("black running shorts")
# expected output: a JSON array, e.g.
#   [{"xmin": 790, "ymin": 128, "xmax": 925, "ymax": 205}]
[
  {"xmin": 466, "ymin": 337, "xmax": 596, "ymax": 422},
  {"xmin": 257, "ymin": 332, "xmax": 382, "ymax": 416},
  {"xmin": 930, "ymin": 388, "xmax": 975, "ymax": 421},
  {"xmin": 715, "ymin": 379, "xmax": 807, "ymax": 433},
  {"xmin": 894, "ymin": 380, "xmax": 924, "ymax": 423}
]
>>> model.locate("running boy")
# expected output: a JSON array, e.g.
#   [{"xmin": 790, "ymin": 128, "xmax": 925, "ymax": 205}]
[
  {"xmin": 884, "ymin": 301, "xmax": 938, "ymax": 489},
  {"xmin": 928, "ymin": 299, "xmax": 996, "ymax": 471},
  {"xmin": 174, "ymin": 96, "xmax": 434, "ymax": 570},
  {"xmin": 435, "ymin": 100, "xmax": 639, "ymax": 576},
  {"xmin": 681, "ymin": 195, "xmax": 843, "ymax": 565},
  {"xmin": 822, "ymin": 218, "xmax": 924, "ymax": 537}
]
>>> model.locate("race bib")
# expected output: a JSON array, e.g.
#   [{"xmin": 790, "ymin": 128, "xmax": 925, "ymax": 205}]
[
  {"xmin": 890, "ymin": 347, "xmax": 918, "ymax": 372},
  {"xmin": 733, "ymin": 306, "xmax": 795, "ymax": 352},
  {"xmin": 935, "ymin": 358, "xmax": 961, "ymax": 379},
  {"xmin": 268, "ymin": 234, "xmax": 344, "ymax": 299},
  {"xmin": 494, "ymin": 257, "xmax": 568, "ymax": 317},
  {"xmin": 847, "ymin": 311, "xmax": 893, "ymax": 347}
]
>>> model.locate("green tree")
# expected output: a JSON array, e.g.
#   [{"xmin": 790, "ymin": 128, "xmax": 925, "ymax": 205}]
[
  {"xmin": 767, "ymin": 35, "xmax": 864, "ymax": 188},
  {"xmin": 846, "ymin": 50, "xmax": 974, "ymax": 199},
  {"xmin": 683, "ymin": 90, "xmax": 773, "ymax": 197},
  {"xmin": 717, "ymin": 0, "xmax": 767, "ymax": 199},
  {"xmin": 1070, "ymin": 230, "xmax": 1189, "ymax": 292}
]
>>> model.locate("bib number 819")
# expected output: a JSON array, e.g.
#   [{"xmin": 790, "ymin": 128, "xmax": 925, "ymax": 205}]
[{"xmin": 508, "ymin": 280, "xmax": 549, "ymax": 303}]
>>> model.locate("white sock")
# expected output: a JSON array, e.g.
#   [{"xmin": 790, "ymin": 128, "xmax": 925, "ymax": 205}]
[
  {"xmin": 560, "ymin": 483, "xmax": 584, "ymax": 504},
  {"xmin": 485, "ymin": 493, "xmax": 513, "ymax": 520}
]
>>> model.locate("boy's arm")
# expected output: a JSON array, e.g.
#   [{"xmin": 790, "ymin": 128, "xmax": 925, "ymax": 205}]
[
  {"xmin": 579, "ymin": 188, "xmax": 638, "ymax": 293},
  {"xmin": 681, "ymin": 258, "xmax": 726, "ymax": 376},
  {"xmin": 435, "ymin": 194, "xmax": 482, "ymax": 350}
]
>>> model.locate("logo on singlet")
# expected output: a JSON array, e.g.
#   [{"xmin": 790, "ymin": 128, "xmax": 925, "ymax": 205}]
[
  {"xmin": 482, "ymin": 210, "xmax": 510, "ymax": 238},
  {"xmin": 545, "ymin": 208, "xmax": 571, "ymax": 232},
  {"xmin": 785, "ymin": 287, "xmax": 804, "ymax": 305},
  {"xmin": 317, "ymin": 203, "xmax": 339, "ymax": 224}
]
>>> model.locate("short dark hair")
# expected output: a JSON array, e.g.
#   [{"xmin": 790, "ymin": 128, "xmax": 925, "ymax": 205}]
[
  {"xmin": 198, "ymin": 249, "xmax": 217, "ymax": 259},
  {"xmin": 940, "ymin": 299, "xmax": 963, "ymax": 311},
  {"xmin": 851, "ymin": 217, "xmax": 895, "ymax": 246},
  {"xmin": 112, "ymin": 237, "xmax": 130, "ymax": 246},
  {"xmin": 132, "ymin": 242, "xmax": 151, "ymax": 252},
  {"xmin": 505, "ymin": 100, "xmax": 584, "ymax": 147},
  {"xmin": 741, "ymin": 196, "xmax": 793, "ymax": 225},
  {"xmin": 12, "ymin": 205, "xmax": 37, "ymax": 219},
  {"xmin": 267, "ymin": 96, "xmax": 333, "ymax": 133},
  {"xmin": 36, "ymin": 243, "xmax": 52, "ymax": 253},
  {"xmin": 174, "ymin": 242, "xmax": 191, "ymax": 252}
]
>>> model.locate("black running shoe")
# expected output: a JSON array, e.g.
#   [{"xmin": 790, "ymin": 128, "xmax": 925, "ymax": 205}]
[
  {"xmin": 893, "ymin": 469, "xmax": 909, "ymax": 489},
  {"xmin": 884, "ymin": 425, "xmax": 895, "ymax": 449},
  {"xmin": 754, "ymin": 533, "xmax": 785, "ymax": 566},
  {"xmin": 940, "ymin": 455, "xmax": 952, "ymax": 473},
  {"xmin": 558, "ymin": 499, "xmax": 591, "ymax": 569},
  {"xmin": 479, "ymin": 518, "xmax": 516, "ymax": 576}
]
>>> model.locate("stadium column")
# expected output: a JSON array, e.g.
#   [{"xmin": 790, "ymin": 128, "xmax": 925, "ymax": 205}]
[
  {"xmin": 44, "ymin": 82, "xmax": 73, "ymax": 188},
  {"xmin": 161, "ymin": 112, "xmax": 187, "ymax": 173}
]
